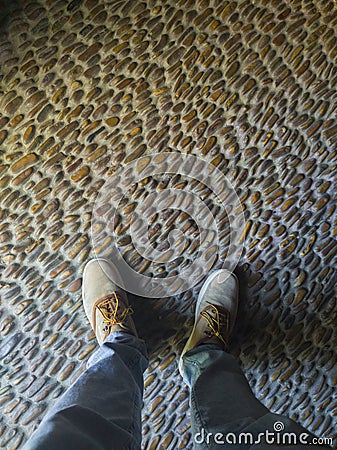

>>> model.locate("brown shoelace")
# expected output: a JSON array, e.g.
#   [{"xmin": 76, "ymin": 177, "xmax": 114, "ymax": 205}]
[
  {"xmin": 200, "ymin": 303, "xmax": 229, "ymax": 348},
  {"xmin": 94, "ymin": 292, "xmax": 134, "ymax": 334}
]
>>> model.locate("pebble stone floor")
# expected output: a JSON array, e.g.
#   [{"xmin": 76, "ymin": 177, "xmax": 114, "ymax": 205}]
[{"xmin": 0, "ymin": 0, "xmax": 337, "ymax": 448}]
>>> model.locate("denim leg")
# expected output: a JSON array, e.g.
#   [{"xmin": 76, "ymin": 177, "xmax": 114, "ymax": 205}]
[
  {"xmin": 23, "ymin": 332, "xmax": 148, "ymax": 450},
  {"xmin": 181, "ymin": 345, "xmax": 328, "ymax": 449}
]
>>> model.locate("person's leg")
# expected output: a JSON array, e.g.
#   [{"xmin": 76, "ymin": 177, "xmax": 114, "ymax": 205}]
[
  {"xmin": 179, "ymin": 270, "xmax": 331, "ymax": 449},
  {"xmin": 182, "ymin": 345, "xmax": 269, "ymax": 439},
  {"xmin": 24, "ymin": 332, "xmax": 148, "ymax": 450},
  {"xmin": 182, "ymin": 346, "xmax": 325, "ymax": 449},
  {"xmin": 24, "ymin": 258, "xmax": 148, "ymax": 450}
]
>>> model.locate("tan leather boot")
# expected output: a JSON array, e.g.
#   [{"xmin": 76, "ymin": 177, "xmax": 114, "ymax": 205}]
[
  {"xmin": 82, "ymin": 258, "xmax": 137, "ymax": 345},
  {"xmin": 179, "ymin": 269, "xmax": 239, "ymax": 376}
]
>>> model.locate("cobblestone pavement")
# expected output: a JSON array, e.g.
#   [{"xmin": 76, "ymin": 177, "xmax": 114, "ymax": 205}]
[{"xmin": 0, "ymin": 0, "xmax": 336, "ymax": 448}]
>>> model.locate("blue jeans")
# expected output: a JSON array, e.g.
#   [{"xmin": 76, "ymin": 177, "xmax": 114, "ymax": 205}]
[
  {"xmin": 24, "ymin": 334, "xmax": 330, "ymax": 450},
  {"xmin": 181, "ymin": 345, "xmax": 330, "ymax": 449},
  {"xmin": 23, "ymin": 333, "xmax": 147, "ymax": 450}
]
